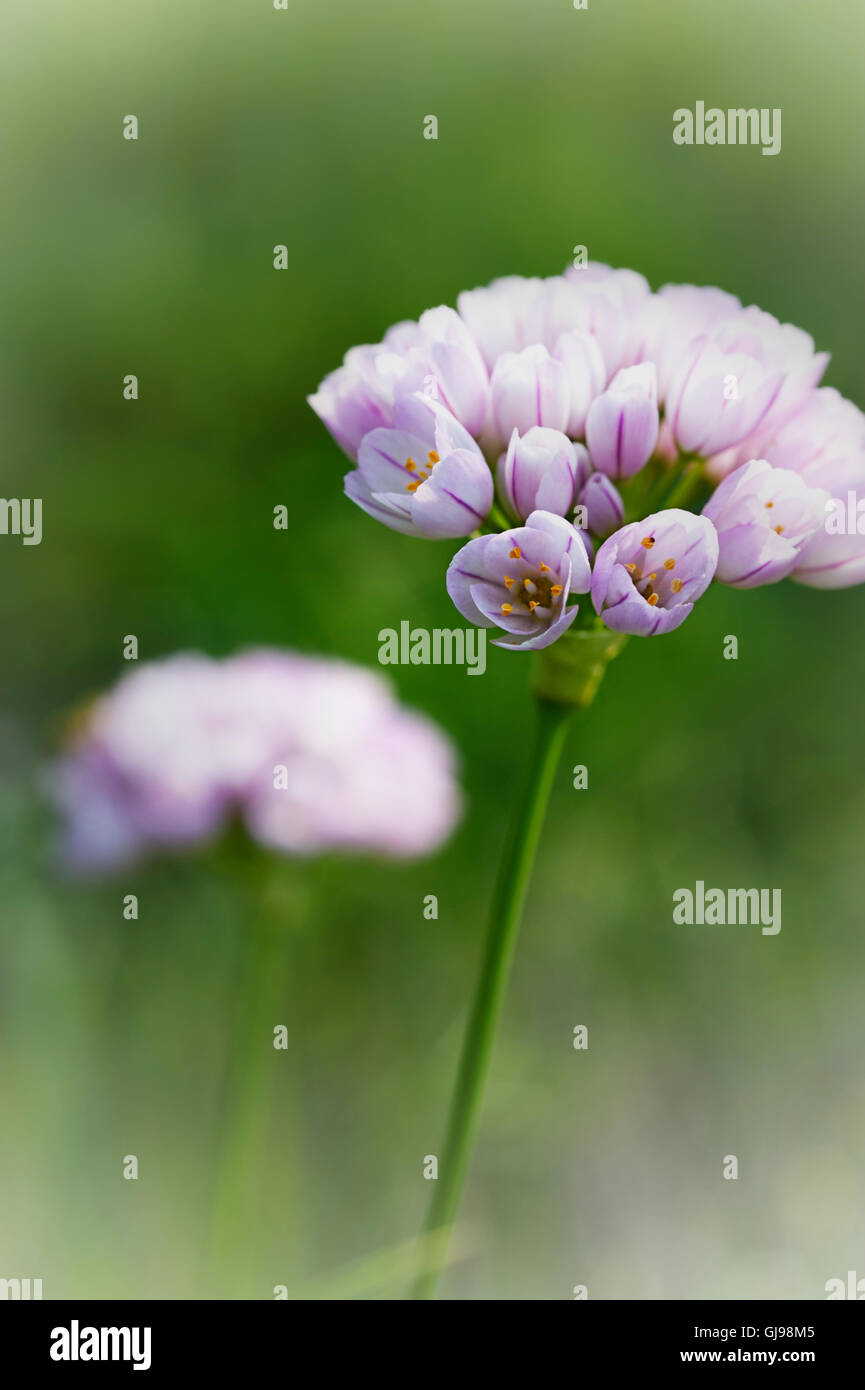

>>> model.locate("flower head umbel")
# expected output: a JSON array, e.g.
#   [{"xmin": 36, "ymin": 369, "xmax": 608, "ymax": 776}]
[
  {"xmin": 447, "ymin": 511, "xmax": 591, "ymax": 650},
  {"xmin": 51, "ymin": 651, "xmax": 461, "ymax": 872},
  {"xmin": 591, "ymin": 510, "xmax": 718, "ymax": 636},
  {"xmin": 309, "ymin": 261, "xmax": 865, "ymax": 655}
]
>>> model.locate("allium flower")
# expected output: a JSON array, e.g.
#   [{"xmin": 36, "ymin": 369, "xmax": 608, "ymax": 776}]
[
  {"xmin": 496, "ymin": 427, "xmax": 589, "ymax": 521},
  {"xmin": 310, "ymin": 261, "xmax": 865, "ymax": 654},
  {"xmin": 554, "ymin": 329, "xmax": 607, "ymax": 436},
  {"xmin": 591, "ymin": 510, "xmax": 719, "ymax": 636},
  {"xmin": 446, "ymin": 511, "xmax": 591, "ymax": 650},
  {"xmin": 792, "ymin": 524, "xmax": 865, "ymax": 590},
  {"xmin": 456, "ymin": 275, "xmax": 542, "ymax": 370},
  {"xmin": 559, "ymin": 263, "xmax": 652, "ymax": 376},
  {"xmin": 579, "ymin": 472, "xmax": 624, "ymax": 538},
  {"xmin": 407, "ymin": 306, "xmax": 490, "ymax": 436},
  {"xmin": 585, "ymin": 363, "xmax": 659, "ymax": 479},
  {"xmin": 51, "ymin": 651, "xmax": 461, "ymax": 871},
  {"xmin": 489, "ymin": 344, "xmax": 572, "ymax": 445},
  {"xmin": 667, "ymin": 309, "xmax": 828, "ymax": 459},
  {"xmin": 346, "ymin": 392, "xmax": 494, "ymax": 538},
  {"xmin": 629, "ymin": 283, "xmax": 743, "ymax": 399},
  {"xmin": 713, "ymin": 387, "xmax": 865, "ymax": 494},
  {"xmin": 702, "ymin": 459, "xmax": 830, "ymax": 588},
  {"xmin": 308, "ymin": 338, "xmax": 423, "ymax": 461}
]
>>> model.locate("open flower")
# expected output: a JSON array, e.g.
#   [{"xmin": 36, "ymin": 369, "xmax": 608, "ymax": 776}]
[
  {"xmin": 591, "ymin": 509, "xmax": 719, "ymax": 635},
  {"xmin": 585, "ymin": 363, "xmax": 659, "ymax": 480},
  {"xmin": 446, "ymin": 510, "xmax": 591, "ymax": 650},
  {"xmin": 496, "ymin": 427, "xmax": 589, "ymax": 521},
  {"xmin": 51, "ymin": 651, "xmax": 462, "ymax": 871},
  {"xmin": 702, "ymin": 459, "xmax": 830, "ymax": 588},
  {"xmin": 346, "ymin": 392, "xmax": 494, "ymax": 538}
]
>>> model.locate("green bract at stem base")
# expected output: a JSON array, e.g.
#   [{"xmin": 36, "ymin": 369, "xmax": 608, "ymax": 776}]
[{"xmin": 412, "ymin": 626, "xmax": 628, "ymax": 1299}]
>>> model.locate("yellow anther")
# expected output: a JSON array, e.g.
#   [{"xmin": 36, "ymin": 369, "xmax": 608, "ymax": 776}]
[
  {"xmin": 647, "ymin": 592, "xmax": 659, "ymax": 606},
  {"xmin": 625, "ymin": 562, "xmax": 636, "ymax": 573},
  {"xmin": 550, "ymin": 584, "xmax": 563, "ymax": 596},
  {"xmin": 539, "ymin": 562, "xmax": 551, "ymax": 573},
  {"xmin": 509, "ymin": 546, "xmax": 521, "ymax": 559},
  {"xmin": 774, "ymin": 524, "xmax": 784, "ymax": 534},
  {"xmin": 528, "ymin": 600, "xmax": 538, "ymax": 610},
  {"xmin": 504, "ymin": 576, "xmax": 513, "ymax": 588},
  {"xmin": 428, "ymin": 450, "xmax": 439, "ymax": 464},
  {"xmin": 765, "ymin": 500, "xmax": 773, "ymax": 508},
  {"xmin": 664, "ymin": 557, "xmax": 675, "ymax": 570},
  {"xmin": 501, "ymin": 603, "xmax": 513, "ymax": 614},
  {"xmin": 671, "ymin": 578, "xmax": 683, "ymax": 593},
  {"xmin": 641, "ymin": 537, "xmax": 655, "ymax": 549},
  {"xmin": 405, "ymin": 458, "xmax": 417, "ymax": 471},
  {"xmin": 406, "ymin": 481, "xmax": 421, "ymax": 492}
]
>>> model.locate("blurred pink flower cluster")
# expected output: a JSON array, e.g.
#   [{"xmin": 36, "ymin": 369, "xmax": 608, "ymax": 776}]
[{"xmin": 52, "ymin": 650, "xmax": 461, "ymax": 871}]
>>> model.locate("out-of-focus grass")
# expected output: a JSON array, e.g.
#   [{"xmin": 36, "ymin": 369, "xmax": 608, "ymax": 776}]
[{"xmin": 1, "ymin": 0, "xmax": 864, "ymax": 1298}]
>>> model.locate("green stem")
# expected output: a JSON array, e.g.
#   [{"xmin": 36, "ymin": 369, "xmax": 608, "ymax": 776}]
[{"xmin": 412, "ymin": 697, "xmax": 572, "ymax": 1299}]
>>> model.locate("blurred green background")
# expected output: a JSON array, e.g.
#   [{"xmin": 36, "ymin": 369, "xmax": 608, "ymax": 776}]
[{"xmin": 2, "ymin": 0, "xmax": 864, "ymax": 1299}]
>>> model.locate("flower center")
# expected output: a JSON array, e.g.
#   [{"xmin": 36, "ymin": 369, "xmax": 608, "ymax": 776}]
[
  {"xmin": 501, "ymin": 559, "xmax": 563, "ymax": 617},
  {"xmin": 405, "ymin": 450, "xmax": 440, "ymax": 492},
  {"xmin": 624, "ymin": 555, "xmax": 683, "ymax": 607}
]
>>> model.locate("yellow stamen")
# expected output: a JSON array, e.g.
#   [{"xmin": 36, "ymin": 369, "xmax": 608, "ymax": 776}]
[
  {"xmin": 774, "ymin": 524, "xmax": 784, "ymax": 534},
  {"xmin": 528, "ymin": 600, "xmax": 538, "ymax": 610},
  {"xmin": 428, "ymin": 450, "xmax": 439, "ymax": 464},
  {"xmin": 539, "ymin": 562, "xmax": 551, "ymax": 573},
  {"xmin": 509, "ymin": 546, "xmax": 521, "ymax": 559},
  {"xmin": 641, "ymin": 537, "xmax": 655, "ymax": 549},
  {"xmin": 501, "ymin": 603, "xmax": 513, "ymax": 614},
  {"xmin": 671, "ymin": 578, "xmax": 683, "ymax": 593},
  {"xmin": 647, "ymin": 593, "xmax": 659, "ymax": 606},
  {"xmin": 664, "ymin": 557, "xmax": 675, "ymax": 570},
  {"xmin": 504, "ymin": 576, "xmax": 513, "ymax": 588},
  {"xmin": 765, "ymin": 501, "xmax": 773, "ymax": 508},
  {"xmin": 625, "ymin": 562, "xmax": 636, "ymax": 573},
  {"xmin": 550, "ymin": 584, "xmax": 563, "ymax": 596},
  {"xmin": 405, "ymin": 458, "xmax": 417, "ymax": 471},
  {"xmin": 406, "ymin": 481, "xmax": 421, "ymax": 492}
]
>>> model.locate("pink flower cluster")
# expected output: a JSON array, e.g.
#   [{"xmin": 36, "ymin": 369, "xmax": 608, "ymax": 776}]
[
  {"xmin": 52, "ymin": 650, "xmax": 461, "ymax": 871},
  {"xmin": 311, "ymin": 264, "xmax": 865, "ymax": 644}
]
